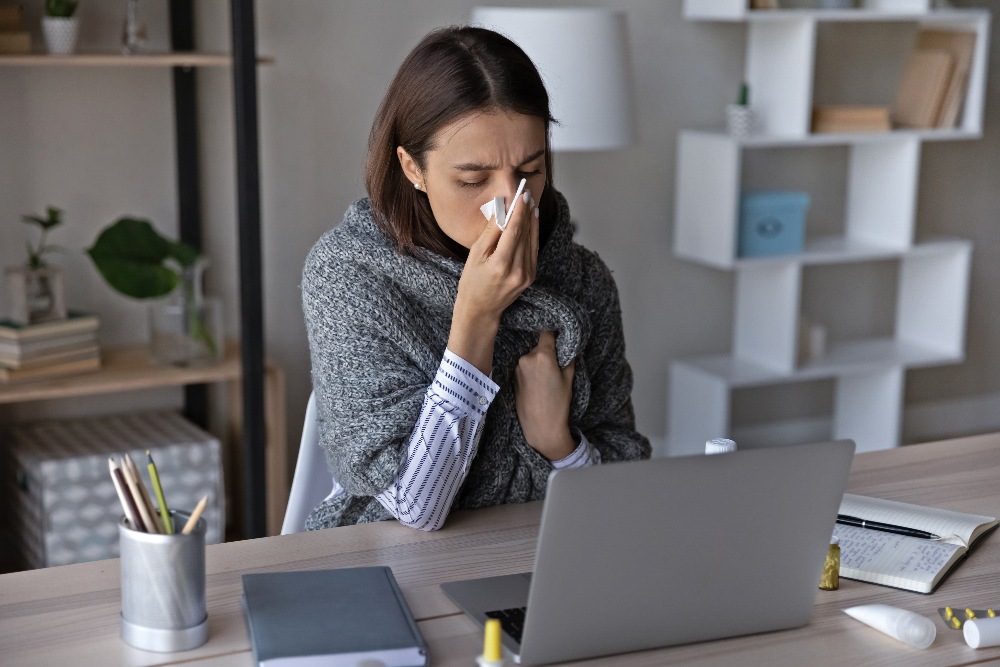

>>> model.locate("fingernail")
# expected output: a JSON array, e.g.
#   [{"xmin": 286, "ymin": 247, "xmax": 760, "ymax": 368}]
[
  {"xmin": 533, "ymin": 208, "xmax": 539, "ymax": 219},
  {"xmin": 523, "ymin": 192, "xmax": 530, "ymax": 204}
]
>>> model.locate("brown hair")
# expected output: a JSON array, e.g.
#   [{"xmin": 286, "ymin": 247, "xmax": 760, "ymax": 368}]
[{"xmin": 365, "ymin": 26, "xmax": 557, "ymax": 260}]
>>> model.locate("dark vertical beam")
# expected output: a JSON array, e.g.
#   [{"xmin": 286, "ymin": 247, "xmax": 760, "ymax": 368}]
[
  {"xmin": 169, "ymin": 0, "xmax": 208, "ymax": 430},
  {"xmin": 230, "ymin": 0, "xmax": 267, "ymax": 538}
]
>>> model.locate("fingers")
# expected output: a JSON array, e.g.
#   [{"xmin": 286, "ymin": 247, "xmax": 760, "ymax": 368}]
[
  {"xmin": 492, "ymin": 190, "xmax": 531, "ymax": 265},
  {"xmin": 537, "ymin": 330, "xmax": 556, "ymax": 348},
  {"xmin": 469, "ymin": 214, "xmax": 503, "ymax": 261},
  {"xmin": 564, "ymin": 358, "xmax": 576, "ymax": 382}
]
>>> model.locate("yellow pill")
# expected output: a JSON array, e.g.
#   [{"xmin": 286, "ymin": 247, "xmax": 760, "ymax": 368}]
[
  {"xmin": 951, "ymin": 617, "xmax": 962, "ymax": 629},
  {"xmin": 944, "ymin": 606, "xmax": 954, "ymax": 620},
  {"xmin": 989, "ymin": 609, "xmax": 997, "ymax": 618},
  {"xmin": 966, "ymin": 608, "xmax": 977, "ymax": 619}
]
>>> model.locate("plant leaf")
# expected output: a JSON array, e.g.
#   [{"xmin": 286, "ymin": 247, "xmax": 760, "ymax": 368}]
[{"xmin": 86, "ymin": 217, "xmax": 180, "ymax": 299}]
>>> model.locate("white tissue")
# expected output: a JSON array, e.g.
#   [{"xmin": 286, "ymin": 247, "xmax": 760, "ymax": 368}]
[{"xmin": 480, "ymin": 196, "xmax": 506, "ymax": 229}]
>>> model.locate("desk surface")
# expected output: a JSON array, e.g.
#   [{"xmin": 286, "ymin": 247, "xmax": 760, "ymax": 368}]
[{"xmin": 4, "ymin": 434, "xmax": 1000, "ymax": 666}]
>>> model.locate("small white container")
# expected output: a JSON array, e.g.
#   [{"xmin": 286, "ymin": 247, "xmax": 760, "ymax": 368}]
[
  {"xmin": 726, "ymin": 104, "xmax": 756, "ymax": 138},
  {"xmin": 42, "ymin": 16, "xmax": 79, "ymax": 55}
]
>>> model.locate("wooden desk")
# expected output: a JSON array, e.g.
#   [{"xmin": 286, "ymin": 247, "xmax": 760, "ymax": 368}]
[
  {"xmin": 0, "ymin": 343, "xmax": 289, "ymax": 537},
  {"xmin": 3, "ymin": 434, "xmax": 1000, "ymax": 666}
]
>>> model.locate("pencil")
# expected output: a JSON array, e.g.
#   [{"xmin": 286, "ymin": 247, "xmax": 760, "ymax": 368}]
[
  {"xmin": 120, "ymin": 454, "xmax": 159, "ymax": 534},
  {"xmin": 182, "ymin": 495, "xmax": 208, "ymax": 535},
  {"xmin": 124, "ymin": 453, "xmax": 164, "ymax": 533},
  {"xmin": 109, "ymin": 457, "xmax": 146, "ymax": 532},
  {"xmin": 147, "ymin": 450, "xmax": 173, "ymax": 534}
]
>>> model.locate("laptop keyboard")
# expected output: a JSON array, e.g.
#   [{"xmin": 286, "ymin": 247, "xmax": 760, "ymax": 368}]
[{"xmin": 485, "ymin": 606, "xmax": 528, "ymax": 643}]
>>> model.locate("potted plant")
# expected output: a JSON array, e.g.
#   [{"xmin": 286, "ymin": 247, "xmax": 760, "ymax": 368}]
[
  {"xmin": 42, "ymin": 0, "xmax": 80, "ymax": 55},
  {"xmin": 4, "ymin": 206, "xmax": 68, "ymax": 324},
  {"xmin": 87, "ymin": 216, "xmax": 222, "ymax": 366}
]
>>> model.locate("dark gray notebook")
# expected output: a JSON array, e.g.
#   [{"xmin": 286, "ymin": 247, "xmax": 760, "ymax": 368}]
[{"xmin": 242, "ymin": 566, "xmax": 428, "ymax": 667}]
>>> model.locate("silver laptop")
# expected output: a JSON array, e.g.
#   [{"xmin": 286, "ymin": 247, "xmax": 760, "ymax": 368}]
[{"xmin": 441, "ymin": 439, "xmax": 855, "ymax": 665}]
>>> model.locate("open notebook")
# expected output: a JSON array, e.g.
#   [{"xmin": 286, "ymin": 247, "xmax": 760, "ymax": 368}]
[{"xmin": 834, "ymin": 494, "xmax": 998, "ymax": 594}]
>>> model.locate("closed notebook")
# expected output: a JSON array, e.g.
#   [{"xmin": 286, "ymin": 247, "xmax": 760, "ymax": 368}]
[{"xmin": 241, "ymin": 566, "xmax": 428, "ymax": 667}]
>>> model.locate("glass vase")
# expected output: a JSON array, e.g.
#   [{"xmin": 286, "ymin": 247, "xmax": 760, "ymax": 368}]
[
  {"xmin": 148, "ymin": 261, "xmax": 223, "ymax": 367},
  {"xmin": 121, "ymin": 0, "xmax": 147, "ymax": 55}
]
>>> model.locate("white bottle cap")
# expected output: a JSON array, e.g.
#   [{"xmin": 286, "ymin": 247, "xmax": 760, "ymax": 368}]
[
  {"xmin": 964, "ymin": 617, "xmax": 1000, "ymax": 648},
  {"xmin": 705, "ymin": 438, "xmax": 736, "ymax": 455}
]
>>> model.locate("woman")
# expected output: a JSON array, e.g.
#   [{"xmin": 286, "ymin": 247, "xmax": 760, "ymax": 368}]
[{"xmin": 302, "ymin": 26, "xmax": 650, "ymax": 531}]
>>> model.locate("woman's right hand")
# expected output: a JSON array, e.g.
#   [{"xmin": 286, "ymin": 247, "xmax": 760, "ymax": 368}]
[{"xmin": 448, "ymin": 191, "xmax": 539, "ymax": 375}]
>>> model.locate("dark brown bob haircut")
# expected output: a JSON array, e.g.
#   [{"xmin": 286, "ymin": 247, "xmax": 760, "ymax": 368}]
[{"xmin": 365, "ymin": 26, "xmax": 557, "ymax": 260}]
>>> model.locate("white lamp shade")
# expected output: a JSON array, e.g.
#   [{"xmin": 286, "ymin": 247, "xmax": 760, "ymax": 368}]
[{"xmin": 471, "ymin": 7, "xmax": 635, "ymax": 151}]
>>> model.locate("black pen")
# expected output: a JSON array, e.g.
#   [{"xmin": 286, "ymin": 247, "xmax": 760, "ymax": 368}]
[{"xmin": 836, "ymin": 515, "xmax": 940, "ymax": 540}]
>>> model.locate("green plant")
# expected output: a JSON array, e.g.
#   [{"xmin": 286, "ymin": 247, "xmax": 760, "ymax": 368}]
[
  {"xmin": 87, "ymin": 216, "xmax": 217, "ymax": 356},
  {"xmin": 87, "ymin": 217, "xmax": 198, "ymax": 298},
  {"xmin": 21, "ymin": 206, "xmax": 64, "ymax": 269},
  {"xmin": 45, "ymin": 0, "xmax": 79, "ymax": 18}
]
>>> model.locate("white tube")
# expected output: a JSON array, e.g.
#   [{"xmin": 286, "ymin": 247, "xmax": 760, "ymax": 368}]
[
  {"xmin": 843, "ymin": 604, "xmax": 936, "ymax": 649},
  {"xmin": 964, "ymin": 617, "xmax": 1000, "ymax": 648}
]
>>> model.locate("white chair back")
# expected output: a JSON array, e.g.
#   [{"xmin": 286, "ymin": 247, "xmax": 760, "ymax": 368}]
[{"xmin": 280, "ymin": 391, "xmax": 333, "ymax": 534}]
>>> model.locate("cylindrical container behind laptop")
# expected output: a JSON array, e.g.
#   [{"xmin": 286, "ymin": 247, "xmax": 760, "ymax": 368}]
[
  {"xmin": 119, "ymin": 512, "xmax": 208, "ymax": 652},
  {"xmin": 705, "ymin": 438, "xmax": 737, "ymax": 455}
]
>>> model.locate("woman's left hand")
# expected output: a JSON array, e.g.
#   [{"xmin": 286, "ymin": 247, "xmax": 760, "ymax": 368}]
[{"xmin": 514, "ymin": 330, "xmax": 576, "ymax": 461}]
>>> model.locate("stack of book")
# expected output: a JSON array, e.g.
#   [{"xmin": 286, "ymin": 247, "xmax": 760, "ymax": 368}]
[
  {"xmin": 893, "ymin": 29, "xmax": 977, "ymax": 130},
  {"xmin": 0, "ymin": 311, "xmax": 101, "ymax": 384}
]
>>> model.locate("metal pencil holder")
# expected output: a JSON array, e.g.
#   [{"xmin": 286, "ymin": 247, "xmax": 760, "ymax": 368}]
[{"xmin": 119, "ymin": 511, "xmax": 208, "ymax": 652}]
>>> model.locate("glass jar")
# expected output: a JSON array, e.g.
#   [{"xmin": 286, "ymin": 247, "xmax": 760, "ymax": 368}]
[{"xmin": 148, "ymin": 260, "xmax": 223, "ymax": 367}]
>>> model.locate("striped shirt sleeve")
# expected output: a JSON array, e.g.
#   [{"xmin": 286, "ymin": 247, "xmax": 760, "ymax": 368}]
[
  {"xmin": 374, "ymin": 349, "xmax": 499, "ymax": 530},
  {"xmin": 551, "ymin": 429, "xmax": 602, "ymax": 469}
]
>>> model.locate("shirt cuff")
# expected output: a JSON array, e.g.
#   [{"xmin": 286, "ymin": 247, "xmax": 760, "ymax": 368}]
[
  {"xmin": 551, "ymin": 430, "xmax": 601, "ymax": 469},
  {"xmin": 434, "ymin": 348, "xmax": 500, "ymax": 419}
]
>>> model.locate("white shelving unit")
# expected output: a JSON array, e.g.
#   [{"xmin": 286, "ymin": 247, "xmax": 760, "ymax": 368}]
[{"xmin": 667, "ymin": 1, "xmax": 989, "ymax": 455}]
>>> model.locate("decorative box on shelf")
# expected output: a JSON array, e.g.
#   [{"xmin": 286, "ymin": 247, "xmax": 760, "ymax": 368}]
[
  {"xmin": 738, "ymin": 191, "xmax": 810, "ymax": 258},
  {"xmin": 3, "ymin": 410, "xmax": 224, "ymax": 569}
]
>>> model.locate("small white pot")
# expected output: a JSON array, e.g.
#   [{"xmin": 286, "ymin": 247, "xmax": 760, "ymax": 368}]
[{"xmin": 42, "ymin": 16, "xmax": 79, "ymax": 55}]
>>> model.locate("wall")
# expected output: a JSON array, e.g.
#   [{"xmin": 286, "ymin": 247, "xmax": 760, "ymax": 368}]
[{"xmin": 2, "ymin": 2, "xmax": 998, "ymax": 472}]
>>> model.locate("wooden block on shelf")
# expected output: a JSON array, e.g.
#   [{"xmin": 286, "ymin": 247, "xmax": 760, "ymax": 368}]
[
  {"xmin": 0, "ymin": 5, "xmax": 24, "ymax": 32},
  {"xmin": 892, "ymin": 48, "xmax": 954, "ymax": 129},
  {"xmin": 0, "ymin": 32, "xmax": 30, "ymax": 55},
  {"xmin": 917, "ymin": 29, "xmax": 976, "ymax": 129},
  {"xmin": 812, "ymin": 106, "xmax": 891, "ymax": 134}
]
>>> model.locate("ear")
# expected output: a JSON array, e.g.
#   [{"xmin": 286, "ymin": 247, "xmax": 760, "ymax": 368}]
[{"xmin": 397, "ymin": 147, "xmax": 423, "ymax": 188}]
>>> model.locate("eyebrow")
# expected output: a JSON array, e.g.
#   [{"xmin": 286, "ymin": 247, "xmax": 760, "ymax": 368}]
[{"xmin": 451, "ymin": 148, "xmax": 546, "ymax": 172}]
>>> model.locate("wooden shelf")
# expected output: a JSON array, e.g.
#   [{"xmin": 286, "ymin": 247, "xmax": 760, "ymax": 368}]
[
  {"xmin": 0, "ymin": 342, "xmax": 242, "ymax": 404},
  {"xmin": 0, "ymin": 52, "xmax": 274, "ymax": 67}
]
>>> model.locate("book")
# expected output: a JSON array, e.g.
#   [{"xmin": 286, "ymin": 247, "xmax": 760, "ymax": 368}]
[
  {"xmin": 0, "ymin": 332, "xmax": 98, "ymax": 360},
  {"xmin": 0, "ymin": 355, "xmax": 101, "ymax": 384},
  {"xmin": 892, "ymin": 48, "xmax": 955, "ymax": 129},
  {"xmin": 0, "ymin": 311, "xmax": 100, "ymax": 343},
  {"xmin": 916, "ymin": 29, "xmax": 977, "ymax": 129},
  {"xmin": 0, "ymin": 32, "xmax": 29, "ymax": 55},
  {"xmin": 833, "ymin": 493, "xmax": 998, "ymax": 594},
  {"xmin": 811, "ymin": 106, "xmax": 891, "ymax": 134},
  {"xmin": 0, "ymin": 344, "xmax": 99, "ymax": 370},
  {"xmin": 242, "ymin": 567, "xmax": 429, "ymax": 667}
]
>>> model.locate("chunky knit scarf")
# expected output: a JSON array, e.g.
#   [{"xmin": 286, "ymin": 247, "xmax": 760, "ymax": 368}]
[{"xmin": 301, "ymin": 190, "xmax": 650, "ymax": 529}]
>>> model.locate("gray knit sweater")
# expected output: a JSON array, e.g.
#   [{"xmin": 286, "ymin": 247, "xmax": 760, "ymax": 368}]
[{"xmin": 301, "ymin": 190, "xmax": 650, "ymax": 529}]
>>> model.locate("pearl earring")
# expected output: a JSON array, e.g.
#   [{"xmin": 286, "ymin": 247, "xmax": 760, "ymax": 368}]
[{"xmin": 414, "ymin": 182, "xmax": 421, "ymax": 190}]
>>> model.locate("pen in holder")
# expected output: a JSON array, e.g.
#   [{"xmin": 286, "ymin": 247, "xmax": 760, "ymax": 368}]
[{"xmin": 119, "ymin": 511, "xmax": 208, "ymax": 652}]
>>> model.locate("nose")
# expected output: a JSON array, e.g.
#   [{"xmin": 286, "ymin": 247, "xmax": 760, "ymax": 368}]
[{"xmin": 504, "ymin": 176, "xmax": 528, "ymax": 207}]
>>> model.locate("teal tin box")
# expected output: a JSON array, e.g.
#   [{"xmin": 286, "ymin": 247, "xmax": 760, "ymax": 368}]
[{"xmin": 738, "ymin": 191, "xmax": 810, "ymax": 258}]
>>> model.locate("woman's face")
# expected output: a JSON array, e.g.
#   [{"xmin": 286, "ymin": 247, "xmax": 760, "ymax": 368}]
[{"xmin": 398, "ymin": 111, "xmax": 547, "ymax": 249}]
